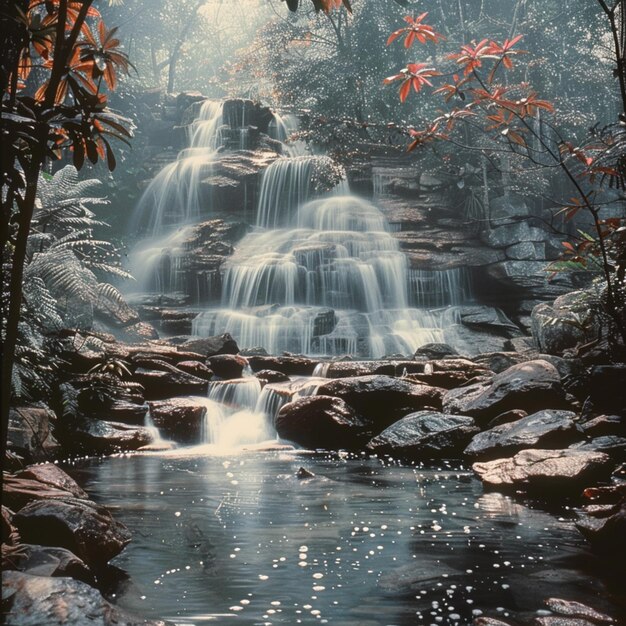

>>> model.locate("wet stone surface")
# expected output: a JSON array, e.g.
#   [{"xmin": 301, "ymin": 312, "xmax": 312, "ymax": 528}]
[{"xmin": 67, "ymin": 452, "xmax": 625, "ymax": 625}]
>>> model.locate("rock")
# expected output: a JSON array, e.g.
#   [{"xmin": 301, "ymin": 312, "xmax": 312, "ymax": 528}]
[
  {"xmin": 582, "ymin": 415, "xmax": 625, "ymax": 438},
  {"xmin": 414, "ymin": 343, "xmax": 459, "ymax": 359},
  {"xmin": 472, "ymin": 449, "xmax": 612, "ymax": 493},
  {"xmin": 275, "ymin": 396, "xmax": 367, "ymax": 450},
  {"xmin": 570, "ymin": 436, "xmax": 626, "ymax": 459},
  {"xmin": 531, "ymin": 291, "xmax": 601, "ymax": 355},
  {"xmin": 119, "ymin": 321, "xmax": 159, "ymax": 342},
  {"xmin": 315, "ymin": 375, "xmax": 445, "ymax": 431},
  {"xmin": 576, "ymin": 500, "xmax": 626, "ymax": 556},
  {"xmin": 255, "ymin": 369, "xmax": 290, "ymax": 385},
  {"xmin": 3, "ymin": 465, "xmax": 89, "ymax": 512},
  {"xmin": 148, "ymin": 397, "xmax": 211, "ymax": 444},
  {"xmin": 67, "ymin": 418, "xmax": 154, "ymax": 454},
  {"xmin": 481, "ymin": 221, "xmax": 549, "ymax": 247},
  {"xmin": 322, "ymin": 360, "xmax": 424, "ymax": 378},
  {"xmin": 8, "ymin": 406, "xmax": 60, "ymax": 462},
  {"xmin": 14, "ymin": 498, "xmax": 131, "ymax": 569},
  {"xmin": 464, "ymin": 410, "xmax": 582, "ymax": 460},
  {"xmin": 105, "ymin": 400, "xmax": 149, "ymax": 425},
  {"xmin": 405, "ymin": 358, "xmax": 491, "ymax": 389},
  {"xmin": 5, "ymin": 544, "xmax": 93, "ymax": 584},
  {"xmin": 248, "ymin": 355, "xmax": 320, "ymax": 376},
  {"xmin": 486, "ymin": 409, "xmax": 528, "ymax": 428},
  {"xmin": 367, "ymin": 412, "xmax": 479, "ymax": 461},
  {"xmin": 176, "ymin": 360, "xmax": 213, "ymax": 381},
  {"xmin": 134, "ymin": 365, "xmax": 208, "ymax": 399},
  {"xmin": 443, "ymin": 360, "xmax": 568, "ymax": 425},
  {"xmin": 1, "ymin": 571, "xmax": 172, "ymax": 626},
  {"xmin": 207, "ymin": 354, "xmax": 248, "ymax": 380},
  {"xmin": 472, "ymin": 351, "xmax": 530, "ymax": 374},
  {"xmin": 296, "ymin": 467, "xmax": 315, "ymax": 479},
  {"xmin": 180, "ymin": 333, "xmax": 239, "ymax": 357},
  {"xmin": 543, "ymin": 598, "xmax": 615, "ymax": 624},
  {"xmin": 2, "ymin": 506, "xmax": 19, "ymax": 545}
]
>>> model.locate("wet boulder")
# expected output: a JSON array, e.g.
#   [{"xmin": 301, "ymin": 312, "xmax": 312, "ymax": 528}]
[
  {"xmin": 405, "ymin": 358, "xmax": 491, "ymax": 389},
  {"xmin": 1, "ymin": 571, "xmax": 172, "ymax": 626},
  {"xmin": 472, "ymin": 449, "xmax": 612, "ymax": 494},
  {"xmin": 570, "ymin": 436, "xmax": 626, "ymax": 460},
  {"xmin": 176, "ymin": 360, "xmax": 213, "ymax": 381},
  {"xmin": 180, "ymin": 332, "xmax": 239, "ymax": 357},
  {"xmin": 414, "ymin": 343, "xmax": 459, "ymax": 360},
  {"xmin": 255, "ymin": 369, "xmax": 290, "ymax": 385},
  {"xmin": 315, "ymin": 375, "xmax": 445, "ymax": 431},
  {"xmin": 275, "ymin": 395, "xmax": 367, "ymax": 450},
  {"xmin": 367, "ymin": 412, "xmax": 479, "ymax": 461},
  {"xmin": 13, "ymin": 498, "xmax": 131, "ymax": 569},
  {"xmin": 148, "ymin": 397, "xmax": 211, "ymax": 444},
  {"xmin": 443, "ymin": 359, "xmax": 569, "ymax": 425},
  {"xmin": 66, "ymin": 418, "xmax": 154, "ymax": 455},
  {"xmin": 582, "ymin": 415, "xmax": 625, "ymax": 438},
  {"xmin": 207, "ymin": 354, "xmax": 248, "ymax": 380},
  {"xmin": 8, "ymin": 406, "xmax": 60, "ymax": 463},
  {"xmin": 248, "ymin": 355, "xmax": 320, "ymax": 376},
  {"xmin": 105, "ymin": 400, "xmax": 149, "ymax": 425},
  {"xmin": 133, "ymin": 363, "xmax": 209, "ymax": 399},
  {"xmin": 5, "ymin": 544, "xmax": 93, "ymax": 584},
  {"xmin": 541, "ymin": 598, "xmax": 616, "ymax": 625},
  {"xmin": 577, "ymin": 498, "xmax": 626, "ymax": 557},
  {"xmin": 464, "ymin": 409, "xmax": 582, "ymax": 461}
]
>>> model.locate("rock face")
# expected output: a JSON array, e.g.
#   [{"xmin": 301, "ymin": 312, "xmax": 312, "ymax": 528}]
[
  {"xmin": 14, "ymin": 498, "xmax": 132, "ymax": 569},
  {"xmin": 443, "ymin": 360, "xmax": 568, "ymax": 425},
  {"xmin": 148, "ymin": 397, "xmax": 210, "ymax": 444},
  {"xmin": 472, "ymin": 449, "xmax": 612, "ymax": 493},
  {"xmin": 1, "ymin": 571, "xmax": 172, "ymax": 626},
  {"xmin": 5, "ymin": 544, "xmax": 93, "ymax": 584},
  {"xmin": 315, "ymin": 375, "xmax": 444, "ymax": 431},
  {"xmin": 275, "ymin": 396, "xmax": 367, "ymax": 449},
  {"xmin": 207, "ymin": 354, "xmax": 248, "ymax": 379},
  {"xmin": 254, "ymin": 369, "xmax": 290, "ymax": 385},
  {"xmin": 66, "ymin": 418, "xmax": 153, "ymax": 455},
  {"xmin": 8, "ymin": 406, "xmax": 60, "ymax": 462},
  {"xmin": 367, "ymin": 412, "xmax": 479, "ymax": 461},
  {"xmin": 133, "ymin": 364, "xmax": 209, "ymax": 399},
  {"xmin": 464, "ymin": 409, "xmax": 582, "ymax": 460},
  {"xmin": 248, "ymin": 355, "xmax": 320, "ymax": 376}
]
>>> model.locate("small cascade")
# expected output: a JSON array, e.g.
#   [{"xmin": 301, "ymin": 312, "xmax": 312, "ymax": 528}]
[
  {"xmin": 268, "ymin": 112, "xmax": 307, "ymax": 156},
  {"xmin": 144, "ymin": 408, "xmax": 166, "ymax": 445}
]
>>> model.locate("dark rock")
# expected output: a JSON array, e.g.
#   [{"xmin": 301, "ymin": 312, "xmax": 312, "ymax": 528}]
[
  {"xmin": 443, "ymin": 360, "xmax": 568, "ymax": 425},
  {"xmin": 248, "ymin": 355, "xmax": 320, "ymax": 376},
  {"xmin": 67, "ymin": 418, "xmax": 154, "ymax": 454},
  {"xmin": 472, "ymin": 449, "xmax": 612, "ymax": 493},
  {"xmin": 148, "ymin": 397, "xmax": 211, "ymax": 444},
  {"xmin": 487, "ymin": 409, "xmax": 528, "ymax": 429},
  {"xmin": 570, "ymin": 436, "xmax": 626, "ymax": 459},
  {"xmin": 14, "ymin": 498, "xmax": 131, "ymax": 569},
  {"xmin": 175, "ymin": 360, "xmax": 213, "ymax": 381},
  {"xmin": 543, "ymin": 598, "xmax": 615, "ymax": 624},
  {"xmin": 576, "ymin": 501, "xmax": 626, "ymax": 556},
  {"xmin": 582, "ymin": 415, "xmax": 625, "ymax": 438},
  {"xmin": 1, "ymin": 571, "xmax": 172, "ymax": 626},
  {"xmin": 134, "ymin": 365, "xmax": 208, "ymax": 399},
  {"xmin": 315, "ymin": 375, "xmax": 444, "ymax": 431},
  {"xmin": 255, "ymin": 369, "xmax": 290, "ymax": 385},
  {"xmin": 414, "ymin": 343, "xmax": 459, "ymax": 359},
  {"xmin": 275, "ymin": 396, "xmax": 367, "ymax": 449},
  {"xmin": 5, "ymin": 544, "xmax": 93, "ymax": 584},
  {"xmin": 180, "ymin": 332, "xmax": 239, "ymax": 357},
  {"xmin": 2, "ymin": 506, "xmax": 19, "ymax": 545},
  {"xmin": 207, "ymin": 354, "xmax": 248, "ymax": 380},
  {"xmin": 296, "ymin": 467, "xmax": 315, "ymax": 479},
  {"xmin": 119, "ymin": 321, "xmax": 159, "ymax": 342},
  {"xmin": 472, "ymin": 351, "xmax": 530, "ymax": 374},
  {"xmin": 406, "ymin": 358, "xmax": 491, "ymax": 389},
  {"xmin": 367, "ymin": 412, "xmax": 479, "ymax": 461},
  {"xmin": 464, "ymin": 410, "xmax": 582, "ymax": 460},
  {"xmin": 8, "ymin": 406, "xmax": 60, "ymax": 462}
]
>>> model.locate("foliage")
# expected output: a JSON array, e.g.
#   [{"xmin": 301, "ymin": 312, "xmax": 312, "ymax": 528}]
[{"xmin": 382, "ymin": 6, "xmax": 626, "ymax": 344}]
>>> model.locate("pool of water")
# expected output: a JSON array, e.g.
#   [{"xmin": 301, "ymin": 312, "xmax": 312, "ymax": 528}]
[{"xmin": 68, "ymin": 448, "xmax": 623, "ymax": 625}]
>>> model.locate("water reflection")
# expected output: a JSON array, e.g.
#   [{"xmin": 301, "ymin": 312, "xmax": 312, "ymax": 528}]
[{"xmin": 70, "ymin": 453, "xmax": 620, "ymax": 625}]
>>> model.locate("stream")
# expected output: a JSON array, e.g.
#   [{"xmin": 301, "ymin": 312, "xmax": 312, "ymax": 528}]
[{"xmin": 68, "ymin": 448, "xmax": 620, "ymax": 626}]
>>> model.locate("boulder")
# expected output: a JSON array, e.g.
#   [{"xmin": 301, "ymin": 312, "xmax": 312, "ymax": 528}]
[
  {"xmin": 1, "ymin": 571, "xmax": 172, "ymax": 626},
  {"xmin": 315, "ymin": 375, "xmax": 444, "ymax": 431},
  {"xmin": 148, "ymin": 397, "xmax": 211, "ymax": 444},
  {"xmin": 248, "ymin": 355, "xmax": 320, "ymax": 376},
  {"xmin": 570, "ymin": 436, "xmax": 626, "ymax": 459},
  {"xmin": 275, "ymin": 396, "xmax": 367, "ymax": 449},
  {"xmin": 207, "ymin": 354, "xmax": 248, "ymax": 380},
  {"xmin": 133, "ymin": 365, "xmax": 208, "ymax": 399},
  {"xmin": 414, "ymin": 343, "xmax": 459, "ymax": 359},
  {"xmin": 588, "ymin": 365, "xmax": 626, "ymax": 415},
  {"xmin": 464, "ymin": 410, "xmax": 582, "ymax": 460},
  {"xmin": 405, "ymin": 358, "xmax": 491, "ymax": 389},
  {"xmin": 8, "ymin": 406, "xmax": 60, "ymax": 462},
  {"xmin": 486, "ymin": 409, "xmax": 528, "ymax": 428},
  {"xmin": 543, "ymin": 598, "xmax": 615, "ymax": 624},
  {"xmin": 180, "ymin": 332, "xmax": 239, "ymax": 357},
  {"xmin": 176, "ymin": 360, "xmax": 213, "ymax": 381},
  {"xmin": 105, "ymin": 400, "xmax": 149, "ymax": 425},
  {"xmin": 472, "ymin": 449, "xmax": 612, "ymax": 493},
  {"xmin": 582, "ymin": 415, "xmax": 625, "ymax": 438},
  {"xmin": 367, "ymin": 412, "xmax": 479, "ymax": 461},
  {"xmin": 4, "ymin": 544, "xmax": 93, "ymax": 584},
  {"xmin": 14, "ymin": 498, "xmax": 131, "ymax": 569},
  {"xmin": 443, "ymin": 360, "xmax": 568, "ymax": 425},
  {"xmin": 322, "ymin": 360, "xmax": 424, "ymax": 379},
  {"xmin": 254, "ymin": 369, "xmax": 290, "ymax": 385},
  {"xmin": 67, "ymin": 418, "xmax": 153, "ymax": 455},
  {"xmin": 577, "ymin": 499, "xmax": 626, "ymax": 557}
]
